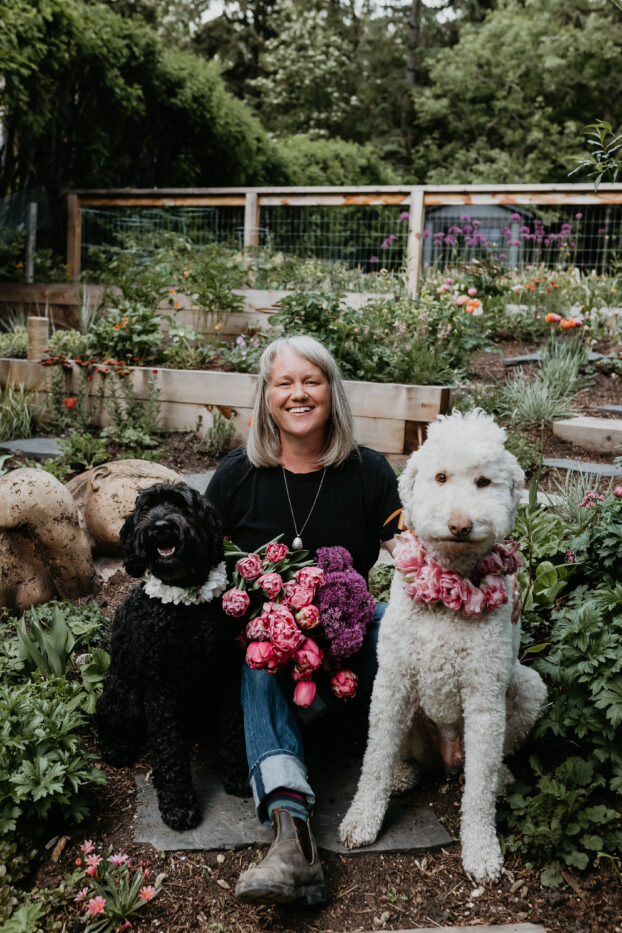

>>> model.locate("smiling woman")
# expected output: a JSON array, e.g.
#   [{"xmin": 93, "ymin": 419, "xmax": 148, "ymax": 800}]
[{"xmin": 205, "ymin": 335, "xmax": 402, "ymax": 907}]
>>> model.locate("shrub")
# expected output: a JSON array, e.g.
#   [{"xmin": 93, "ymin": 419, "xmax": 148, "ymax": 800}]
[
  {"xmin": 496, "ymin": 369, "xmax": 575, "ymax": 425},
  {"xmin": 87, "ymin": 302, "xmax": 162, "ymax": 365},
  {"xmin": 505, "ymin": 428, "xmax": 541, "ymax": 475},
  {"xmin": 0, "ymin": 384, "xmax": 34, "ymax": 440},
  {"xmin": 200, "ymin": 411, "xmax": 236, "ymax": 459},
  {"xmin": 0, "ymin": 326, "xmax": 28, "ymax": 358},
  {"xmin": 100, "ymin": 370, "xmax": 162, "ymax": 450},
  {"xmin": 48, "ymin": 328, "xmax": 89, "ymax": 360},
  {"xmin": 56, "ymin": 432, "xmax": 109, "ymax": 472}
]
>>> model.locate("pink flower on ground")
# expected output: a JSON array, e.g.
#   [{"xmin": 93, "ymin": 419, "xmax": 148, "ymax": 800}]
[
  {"xmin": 265, "ymin": 542, "xmax": 289, "ymax": 563},
  {"xmin": 439, "ymin": 572, "xmax": 470, "ymax": 611},
  {"xmin": 293, "ymin": 680, "xmax": 317, "ymax": 707},
  {"xmin": 86, "ymin": 854, "xmax": 102, "ymax": 868},
  {"xmin": 295, "ymin": 604, "xmax": 321, "ymax": 630},
  {"xmin": 138, "ymin": 885, "xmax": 157, "ymax": 902},
  {"xmin": 246, "ymin": 641, "xmax": 279, "ymax": 672},
  {"xmin": 393, "ymin": 531, "xmax": 426, "ymax": 575},
  {"xmin": 74, "ymin": 887, "xmax": 89, "ymax": 902},
  {"xmin": 86, "ymin": 896, "xmax": 107, "ymax": 916},
  {"xmin": 295, "ymin": 638, "xmax": 322, "ymax": 674},
  {"xmin": 245, "ymin": 615, "xmax": 270, "ymax": 641},
  {"xmin": 80, "ymin": 839, "xmax": 95, "ymax": 854},
  {"xmin": 269, "ymin": 612, "xmax": 305, "ymax": 656},
  {"xmin": 236, "ymin": 554, "xmax": 263, "ymax": 580},
  {"xmin": 614, "ymin": 487, "xmax": 622, "ymax": 498},
  {"xmin": 455, "ymin": 294, "xmax": 468, "ymax": 306},
  {"xmin": 222, "ymin": 587, "xmax": 250, "ymax": 617},
  {"xmin": 286, "ymin": 585, "xmax": 315, "ymax": 610},
  {"xmin": 480, "ymin": 574, "xmax": 508, "ymax": 610},
  {"xmin": 257, "ymin": 572, "xmax": 283, "ymax": 599},
  {"xmin": 295, "ymin": 566, "xmax": 327, "ymax": 590},
  {"xmin": 467, "ymin": 287, "xmax": 477, "ymax": 297},
  {"xmin": 107, "ymin": 853, "xmax": 129, "ymax": 866},
  {"xmin": 85, "ymin": 865, "xmax": 98, "ymax": 878},
  {"xmin": 330, "ymin": 669, "xmax": 358, "ymax": 700}
]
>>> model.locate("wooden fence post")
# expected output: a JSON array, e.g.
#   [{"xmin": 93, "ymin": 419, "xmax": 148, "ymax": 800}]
[
  {"xmin": 406, "ymin": 187, "xmax": 425, "ymax": 298},
  {"xmin": 66, "ymin": 193, "xmax": 82, "ymax": 281},
  {"xmin": 243, "ymin": 192, "xmax": 260, "ymax": 276},
  {"xmin": 25, "ymin": 202, "xmax": 37, "ymax": 284},
  {"xmin": 27, "ymin": 316, "xmax": 49, "ymax": 361}
]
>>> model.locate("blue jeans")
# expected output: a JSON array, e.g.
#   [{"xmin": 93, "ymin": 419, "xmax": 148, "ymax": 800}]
[{"xmin": 241, "ymin": 603, "xmax": 386, "ymax": 823}]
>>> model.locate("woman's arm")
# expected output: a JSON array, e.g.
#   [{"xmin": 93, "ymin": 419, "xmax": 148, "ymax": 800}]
[{"xmin": 381, "ymin": 537, "xmax": 397, "ymax": 557}]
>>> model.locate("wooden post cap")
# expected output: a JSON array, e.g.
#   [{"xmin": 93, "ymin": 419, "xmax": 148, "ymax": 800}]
[{"xmin": 27, "ymin": 316, "xmax": 49, "ymax": 361}]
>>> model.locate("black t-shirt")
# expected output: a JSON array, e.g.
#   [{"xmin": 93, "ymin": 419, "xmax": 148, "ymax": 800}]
[{"xmin": 205, "ymin": 446, "xmax": 401, "ymax": 581}]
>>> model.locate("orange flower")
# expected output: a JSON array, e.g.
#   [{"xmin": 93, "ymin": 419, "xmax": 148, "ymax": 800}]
[
  {"xmin": 169, "ymin": 288, "xmax": 175, "ymax": 294},
  {"xmin": 214, "ymin": 323, "xmax": 222, "ymax": 330},
  {"xmin": 175, "ymin": 303, "xmax": 181, "ymax": 310},
  {"xmin": 560, "ymin": 319, "xmax": 573, "ymax": 330},
  {"xmin": 62, "ymin": 397, "xmax": 77, "ymax": 409},
  {"xmin": 113, "ymin": 323, "xmax": 120, "ymax": 330},
  {"xmin": 525, "ymin": 283, "xmax": 536, "ymax": 291}
]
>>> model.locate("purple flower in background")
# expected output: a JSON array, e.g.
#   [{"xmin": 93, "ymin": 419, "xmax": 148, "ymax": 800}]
[
  {"xmin": 460, "ymin": 214, "xmax": 471, "ymax": 221},
  {"xmin": 448, "ymin": 225, "xmax": 462, "ymax": 234},
  {"xmin": 399, "ymin": 212, "xmax": 410, "ymax": 221},
  {"xmin": 570, "ymin": 241, "xmax": 575, "ymax": 247},
  {"xmin": 598, "ymin": 227, "xmax": 607, "ymax": 234},
  {"xmin": 380, "ymin": 240, "xmax": 390, "ymax": 249},
  {"xmin": 422, "ymin": 229, "xmax": 431, "ymax": 239},
  {"xmin": 508, "ymin": 239, "xmax": 521, "ymax": 247},
  {"xmin": 519, "ymin": 226, "xmax": 530, "ymax": 234},
  {"xmin": 370, "ymin": 256, "xmax": 379, "ymax": 263},
  {"xmin": 473, "ymin": 220, "xmax": 482, "ymax": 228},
  {"xmin": 498, "ymin": 253, "xmax": 507, "ymax": 259},
  {"xmin": 510, "ymin": 212, "xmax": 521, "ymax": 221},
  {"xmin": 501, "ymin": 227, "xmax": 511, "ymax": 236},
  {"xmin": 463, "ymin": 224, "xmax": 473, "ymax": 233},
  {"xmin": 444, "ymin": 235, "xmax": 455, "ymax": 245},
  {"xmin": 465, "ymin": 237, "xmax": 474, "ymax": 246},
  {"xmin": 575, "ymin": 212, "xmax": 583, "ymax": 219},
  {"xmin": 389, "ymin": 234, "xmax": 397, "ymax": 241},
  {"xmin": 544, "ymin": 238, "xmax": 550, "ymax": 245}
]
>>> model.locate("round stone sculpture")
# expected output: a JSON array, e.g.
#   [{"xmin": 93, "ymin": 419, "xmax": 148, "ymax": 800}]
[
  {"xmin": 0, "ymin": 468, "xmax": 96, "ymax": 611},
  {"xmin": 66, "ymin": 459, "xmax": 184, "ymax": 556}
]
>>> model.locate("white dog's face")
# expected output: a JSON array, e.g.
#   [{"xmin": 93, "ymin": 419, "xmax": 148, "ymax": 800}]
[{"xmin": 398, "ymin": 411, "xmax": 524, "ymax": 572}]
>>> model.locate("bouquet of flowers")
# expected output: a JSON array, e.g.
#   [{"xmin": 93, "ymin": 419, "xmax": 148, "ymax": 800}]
[{"xmin": 222, "ymin": 538, "xmax": 375, "ymax": 707}]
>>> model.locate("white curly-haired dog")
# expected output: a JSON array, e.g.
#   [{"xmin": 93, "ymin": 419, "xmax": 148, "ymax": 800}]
[{"xmin": 340, "ymin": 409, "xmax": 547, "ymax": 883}]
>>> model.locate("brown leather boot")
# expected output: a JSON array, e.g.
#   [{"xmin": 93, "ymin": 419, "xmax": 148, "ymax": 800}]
[{"xmin": 235, "ymin": 808, "xmax": 327, "ymax": 905}]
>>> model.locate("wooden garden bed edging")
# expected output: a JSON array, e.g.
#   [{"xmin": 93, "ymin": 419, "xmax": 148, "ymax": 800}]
[
  {"xmin": 0, "ymin": 284, "xmax": 393, "ymax": 337},
  {"xmin": 0, "ymin": 358, "xmax": 451, "ymax": 455}
]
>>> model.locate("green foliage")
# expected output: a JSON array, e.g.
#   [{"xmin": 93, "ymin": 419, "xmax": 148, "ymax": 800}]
[
  {"xmin": 0, "ymin": 837, "xmax": 37, "ymax": 923},
  {"xmin": 502, "ymin": 756, "xmax": 621, "ymax": 886},
  {"xmin": 0, "ymin": 676, "xmax": 106, "ymax": 836},
  {"xmin": 199, "ymin": 411, "xmax": 236, "ymax": 459},
  {"xmin": 496, "ymin": 369, "xmax": 575, "ymax": 426},
  {"xmin": 47, "ymin": 329, "xmax": 89, "ymax": 360},
  {"xmin": 571, "ymin": 120, "xmax": 622, "ymax": 190},
  {"xmin": 253, "ymin": 251, "xmax": 402, "ymax": 294},
  {"xmin": 0, "ymin": 384, "xmax": 35, "ymax": 441},
  {"xmin": 100, "ymin": 370, "xmax": 162, "ymax": 450},
  {"xmin": 0, "ymin": 326, "xmax": 28, "ymax": 359},
  {"xmin": 504, "ymin": 428, "xmax": 541, "ymax": 476},
  {"xmin": 17, "ymin": 604, "xmax": 81, "ymax": 678},
  {"xmin": 87, "ymin": 303, "xmax": 162, "ymax": 365},
  {"xmin": 40, "ymin": 362, "xmax": 94, "ymax": 435},
  {"xmin": 368, "ymin": 563, "xmax": 395, "ymax": 604},
  {"xmin": 278, "ymin": 136, "xmax": 399, "ymax": 185},
  {"xmin": 56, "ymin": 432, "xmax": 109, "ymax": 473}
]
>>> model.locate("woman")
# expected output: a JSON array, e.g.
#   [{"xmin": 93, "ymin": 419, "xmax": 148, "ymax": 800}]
[{"xmin": 206, "ymin": 335, "xmax": 402, "ymax": 906}]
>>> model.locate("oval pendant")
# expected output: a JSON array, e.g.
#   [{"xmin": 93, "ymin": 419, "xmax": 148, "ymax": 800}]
[{"xmin": 292, "ymin": 536, "xmax": 303, "ymax": 550}]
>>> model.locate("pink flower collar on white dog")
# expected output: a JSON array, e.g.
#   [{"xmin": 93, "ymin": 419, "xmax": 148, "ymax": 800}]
[{"xmin": 393, "ymin": 530, "xmax": 522, "ymax": 620}]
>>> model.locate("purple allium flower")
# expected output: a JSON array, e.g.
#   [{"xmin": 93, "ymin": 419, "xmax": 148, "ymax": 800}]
[
  {"xmin": 501, "ymin": 227, "xmax": 511, "ymax": 237},
  {"xmin": 460, "ymin": 214, "xmax": 471, "ymax": 222},
  {"xmin": 314, "ymin": 547, "xmax": 375, "ymax": 659},
  {"xmin": 389, "ymin": 234, "xmax": 397, "ymax": 241},
  {"xmin": 473, "ymin": 220, "xmax": 482, "ymax": 227},
  {"xmin": 519, "ymin": 226, "xmax": 530, "ymax": 234},
  {"xmin": 380, "ymin": 240, "xmax": 390, "ymax": 249},
  {"xmin": 444, "ymin": 235, "xmax": 455, "ymax": 245},
  {"xmin": 464, "ymin": 237, "xmax": 474, "ymax": 246},
  {"xmin": 462, "ymin": 224, "xmax": 473, "ymax": 234},
  {"xmin": 598, "ymin": 227, "xmax": 607, "ymax": 234},
  {"xmin": 421, "ymin": 229, "xmax": 431, "ymax": 239},
  {"xmin": 448, "ymin": 225, "xmax": 461, "ymax": 234},
  {"xmin": 370, "ymin": 256, "xmax": 379, "ymax": 263},
  {"xmin": 399, "ymin": 212, "xmax": 410, "ymax": 221},
  {"xmin": 510, "ymin": 212, "xmax": 521, "ymax": 221},
  {"xmin": 498, "ymin": 253, "xmax": 507, "ymax": 259},
  {"xmin": 570, "ymin": 241, "xmax": 575, "ymax": 247},
  {"xmin": 575, "ymin": 212, "xmax": 583, "ymax": 219},
  {"xmin": 544, "ymin": 238, "xmax": 550, "ymax": 245}
]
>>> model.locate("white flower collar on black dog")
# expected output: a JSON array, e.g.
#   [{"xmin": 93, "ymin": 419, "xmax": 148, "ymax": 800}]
[{"xmin": 143, "ymin": 561, "xmax": 228, "ymax": 606}]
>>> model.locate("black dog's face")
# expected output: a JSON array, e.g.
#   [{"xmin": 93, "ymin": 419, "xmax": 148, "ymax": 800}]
[{"xmin": 120, "ymin": 483, "xmax": 223, "ymax": 586}]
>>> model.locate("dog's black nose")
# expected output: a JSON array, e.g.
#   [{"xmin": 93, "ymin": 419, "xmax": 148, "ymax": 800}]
[{"xmin": 152, "ymin": 520, "xmax": 174, "ymax": 542}]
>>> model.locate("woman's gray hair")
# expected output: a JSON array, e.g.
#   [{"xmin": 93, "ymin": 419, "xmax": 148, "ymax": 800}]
[{"xmin": 246, "ymin": 335, "xmax": 356, "ymax": 468}]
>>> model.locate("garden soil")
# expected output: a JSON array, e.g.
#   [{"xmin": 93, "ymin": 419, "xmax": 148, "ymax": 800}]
[{"xmin": 23, "ymin": 339, "xmax": 622, "ymax": 930}]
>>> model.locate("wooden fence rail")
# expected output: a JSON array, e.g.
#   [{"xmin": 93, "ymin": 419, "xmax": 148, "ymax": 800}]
[{"xmin": 66, "ymin": 183, "xmax": 622, "ymax": 293}]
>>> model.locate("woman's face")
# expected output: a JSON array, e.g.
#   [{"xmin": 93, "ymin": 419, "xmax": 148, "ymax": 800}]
[{"xmin": 267, "ymin": 348, "xmax": 332, "ymax": 446}]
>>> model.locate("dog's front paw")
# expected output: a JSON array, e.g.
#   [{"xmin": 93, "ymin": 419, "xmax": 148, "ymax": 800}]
[
  {"xmin": 339, "ymin": 801, "xmax": 385, "ymax": 849},
  {"xmin": 157, "ymin": 789, "xmax": 201, "ymax": 831},
  {"xmin": 461, "ymin": 831, "xmax": 503, "ymax": 883}
]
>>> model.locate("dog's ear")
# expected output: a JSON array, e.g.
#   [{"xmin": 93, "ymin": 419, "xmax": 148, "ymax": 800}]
[
  {"xmin": 119, "ymin": 506, "xmax": 147, "ymax": 578},
  {"xmin": 398, "ymin": 448, "xmax": 421, "ymax": 529},
  {"xmin": 199, "ymin": 497, "xmax": 224, "ymax": 565}
]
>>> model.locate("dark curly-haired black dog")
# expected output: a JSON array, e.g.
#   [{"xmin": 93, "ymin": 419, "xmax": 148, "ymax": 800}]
[{"xmin": 96, "ymin": 482, "xmax": 247, "ymax": 831}]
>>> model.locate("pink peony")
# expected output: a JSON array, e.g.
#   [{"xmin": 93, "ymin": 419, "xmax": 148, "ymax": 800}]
[
  {"xmin": 286, "ymin": 584, "xmax": 315, "ymax": 610},
  {"xmin": 494, "ymin": 541, "xmax": 522, "ymax": 574},
  {"xmin": 222, "ymin": 587, "xmax": 251, "ymax": 617},
  {"xmin": 295, "ymin": 638, "xmax": 322, "ymax": 673},
  {"xmin": 295, "ymin": 604, "xmax": 321, "ymax": 630},
  {"xmin": 293, "ymin": 680, "xmax": 317, "ymax": 707},
  {"xmin": 393, "ymin": 531, "xmax": 426, "ymax": 575},
  {"xmin": 269, "ymin": 611, "xmax": 305, "ymax": 656},
  {"xmin": 295, "ymin": 566, "xmax": 327, "ymax": 590},
  {"xmin": 462, "ymin": 580, "xmax": 485, "ymax": 618},
  {"xmin": 265, "ymin": 542, "xmax": 290, "ymax": 563},
  {"xmin": 282, "ymin": 579, "xmax": 298, "ymax": 601},
  {"xmin": 86, "ymin": 896, "xmax": 106, "ymax": 916},
  {"xmin": 246, "ymin": 641, "xmax": 279, "ymax": 672},
  {"xmin": 330, "ymin": 669, "xmax": 358, "ymax": 700},
  {"xmin": 439, "ymin": 572, "xmax": 470, "ymax": 611},
  {"xmin": 481, "ymin": 574, "xmax": 508, "ymax": 610},
  {"xmin": 257, "ymin": 572, "xmax": 283, "ymax": 599},
  {"xmin": 245, "ymin": 615, "xmax": 270, "ymax": 641},
  {"xmin": 236, "ymin": 554, "xmax": 263, "ymax": 580},
  {"xmin": 411, "ymin": 560, "xmax": 443, "ymax": 603}
]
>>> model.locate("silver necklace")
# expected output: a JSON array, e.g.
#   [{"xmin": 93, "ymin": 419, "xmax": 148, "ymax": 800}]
[{"xmin": 282, "ymin": 466, "xmax": 327, "ymax": 550}]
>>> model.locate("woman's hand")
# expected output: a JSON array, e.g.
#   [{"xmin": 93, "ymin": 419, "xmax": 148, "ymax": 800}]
[{"xmin": 510, "ymin": 573, "xmax": 521, "ymax": 624}]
